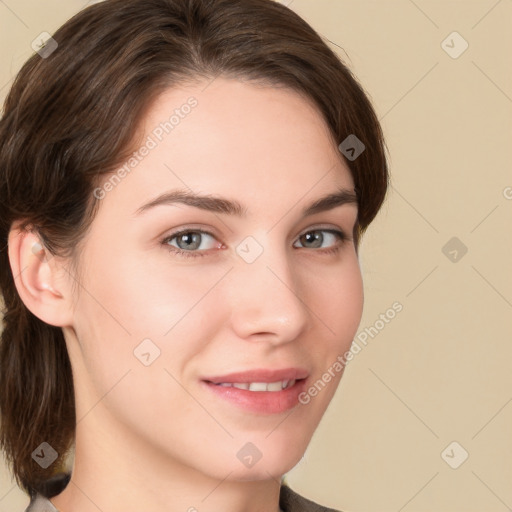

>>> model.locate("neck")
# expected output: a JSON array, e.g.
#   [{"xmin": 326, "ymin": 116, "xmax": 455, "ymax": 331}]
[{"xmin": 50, "ymin": 408, "xmax": 284, "ymax": 512}]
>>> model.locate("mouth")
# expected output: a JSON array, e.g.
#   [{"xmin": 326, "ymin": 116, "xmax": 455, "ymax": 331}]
[
  {"xmin": 202, "ymin": 367, "xmax": 309, "ymax": 385},
  {"xmin": 200, "ymin": 369, "xmax": 309, "ymax": 414},
  {"xmin": 209, "ymin": 379, "xmax": 298, "ymax": 392}
]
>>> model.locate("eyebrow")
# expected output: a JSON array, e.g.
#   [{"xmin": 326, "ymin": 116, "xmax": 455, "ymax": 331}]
[{"xmin": 134, "ymin": 187, "xmax": 358, "ymax": 218}]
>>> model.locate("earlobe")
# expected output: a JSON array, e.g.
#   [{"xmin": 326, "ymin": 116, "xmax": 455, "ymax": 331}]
[{"xmin": 7, "ymin": 224, "xmax": 72, "ymax": 327}]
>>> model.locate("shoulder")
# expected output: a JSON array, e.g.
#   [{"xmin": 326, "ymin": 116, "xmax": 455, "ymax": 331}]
[
  {"xmin": 279, "ymin": 483, "xmax": 344, "ymax": 512},
  {"xmin": 24, "ymin": 493, "xmax": 59, "ymax": 512},
  {"xmin": 23, "ymin": 473, "xmax": 70, "ymax": 512},
  {"xmin": 24, "ymin": 477, "xmax": 341, "ymax": 512}
]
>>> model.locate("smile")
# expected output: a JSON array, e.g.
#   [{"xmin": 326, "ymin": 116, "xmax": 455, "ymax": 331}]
[
  {"xmin": 202, "ymin": 378, "xmax": 308, "ymax": 414},
  {"xmin": 213, "ymin": 379, "xmax": 296, "ymax": 391}
]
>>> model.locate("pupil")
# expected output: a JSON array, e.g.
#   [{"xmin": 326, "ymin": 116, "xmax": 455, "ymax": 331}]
[
  {"xmin": 304, "ymin": 231, "xmax": 321, "ymax": 248},
  {"xmin": 181, "ymin": 233, "xmax": 199, "ymax": 249}
]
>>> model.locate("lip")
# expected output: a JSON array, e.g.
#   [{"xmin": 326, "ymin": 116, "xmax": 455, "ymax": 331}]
[
  {"xmin": 202, "ymin": 367, "xmax": 309, "ymax": 384},
  {"xmin": 201, "ymin": 367, "xmax": 310, "ymax": 415}
]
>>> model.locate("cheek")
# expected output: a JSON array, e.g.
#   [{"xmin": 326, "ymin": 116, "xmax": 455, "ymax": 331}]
[
  {"xmin": 295, "ymin": 260, "xmax": 363, "ymax": 418},
  {"xmin": 70, "ymin": 244, "xmax": 220, "ymax": 390},
  {"xmin": 340, "ymin": 260, "xmax": 364, "ymax": 339},
  {"xmin": 69, "ymin": 250, "xmax": 205, "ymax": 439},
  {"xmin": 310, "ymin": 253, "xmax": 364, "ymax": 350},
  {"xmin": 76, "ymin": 244, "xmax": 205, "ymax": 336}
]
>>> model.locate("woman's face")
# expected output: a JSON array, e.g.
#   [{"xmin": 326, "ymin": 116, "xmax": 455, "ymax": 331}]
[{"xmin": 64, "ymin": 76, "xmax": 363, "ymax": 481}]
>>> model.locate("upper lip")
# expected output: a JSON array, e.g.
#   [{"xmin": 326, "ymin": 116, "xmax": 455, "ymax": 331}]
[{"xmin": 202, "ymin": 368, "xmax": 309, "ymax": 384}]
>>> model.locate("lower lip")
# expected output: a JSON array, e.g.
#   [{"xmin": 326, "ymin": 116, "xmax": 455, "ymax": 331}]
[{"xmin": 201, "ymin": 379, "xmax": 308, "ymax": 414}]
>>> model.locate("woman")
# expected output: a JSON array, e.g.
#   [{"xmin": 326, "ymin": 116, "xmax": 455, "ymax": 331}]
[{"xmin": 0, "ymin": 0, "xmax": 389, "ymax": 511}]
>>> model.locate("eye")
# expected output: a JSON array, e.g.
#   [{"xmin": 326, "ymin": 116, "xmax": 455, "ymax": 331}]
[
  {"xmin": 161, "ymin": 229, "xmax": 221, "ymax": 259},
  {"xmin": 161, "ymin": 227, "xmax": 349, "ymax": 259},
  {"xmin": 293, "ymin": 229, "xmax": 348, "ymax": 254}
]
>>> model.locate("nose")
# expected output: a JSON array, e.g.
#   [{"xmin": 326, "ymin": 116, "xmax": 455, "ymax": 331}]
[{"xmin": 226, "ymin": 241, "xmax": 310, "ymax": 344}]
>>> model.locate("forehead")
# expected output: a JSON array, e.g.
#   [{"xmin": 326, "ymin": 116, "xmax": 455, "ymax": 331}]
[{"xmin": 97, "ymin": 77, "xmax": 355, "ymax": 218}]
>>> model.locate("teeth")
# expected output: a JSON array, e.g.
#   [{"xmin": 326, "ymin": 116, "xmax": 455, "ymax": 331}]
[
  {"xmin": 266, "ymin": 381, "xmax": 284, "ymax": 391},
  {"xmin": 215, "ymin": 379, "xmax": 296, "ymax": 392},
  {"xmin": 248, "ymin": 382, "xmax": 267, "ymax": 391},
  {"xmin": 232, "ymin": 382, "xmax": 250, "ymax": 390}
]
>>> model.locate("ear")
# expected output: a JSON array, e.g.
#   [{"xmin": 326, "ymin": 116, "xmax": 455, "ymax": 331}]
[{"xmin": 7, "ymin": 222, "xmax": 74, "ymax": 327}]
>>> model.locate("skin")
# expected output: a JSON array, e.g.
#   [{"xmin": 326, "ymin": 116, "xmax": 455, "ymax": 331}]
[{"xmin": 9, "ymin": 76, "xmax": 363, "ymax": 512}]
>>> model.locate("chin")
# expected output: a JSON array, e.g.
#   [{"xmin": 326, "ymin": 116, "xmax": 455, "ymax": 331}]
[
  {"xmin": 224, "ymin": 443, "xmax": 306, "ymax": 482},
  {"xmin": 224, "ymin": 462, "xmax": 293, "ymax": 482}
]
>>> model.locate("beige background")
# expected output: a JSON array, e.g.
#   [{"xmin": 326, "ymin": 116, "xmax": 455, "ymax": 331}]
[{"xmin": 1, "ymin": 1, "xmax": 511, "ymax": 511}]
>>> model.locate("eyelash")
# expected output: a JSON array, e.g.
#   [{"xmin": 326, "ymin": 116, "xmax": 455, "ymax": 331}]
[{"xmin": 160, "ymin": 227, "xmax": 350, "ymax": 259}]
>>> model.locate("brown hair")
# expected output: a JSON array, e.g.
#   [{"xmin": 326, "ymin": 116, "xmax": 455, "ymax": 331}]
[{"xmin": 0, "ymin": 0, "xmax": 389, "ymax": 497}]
